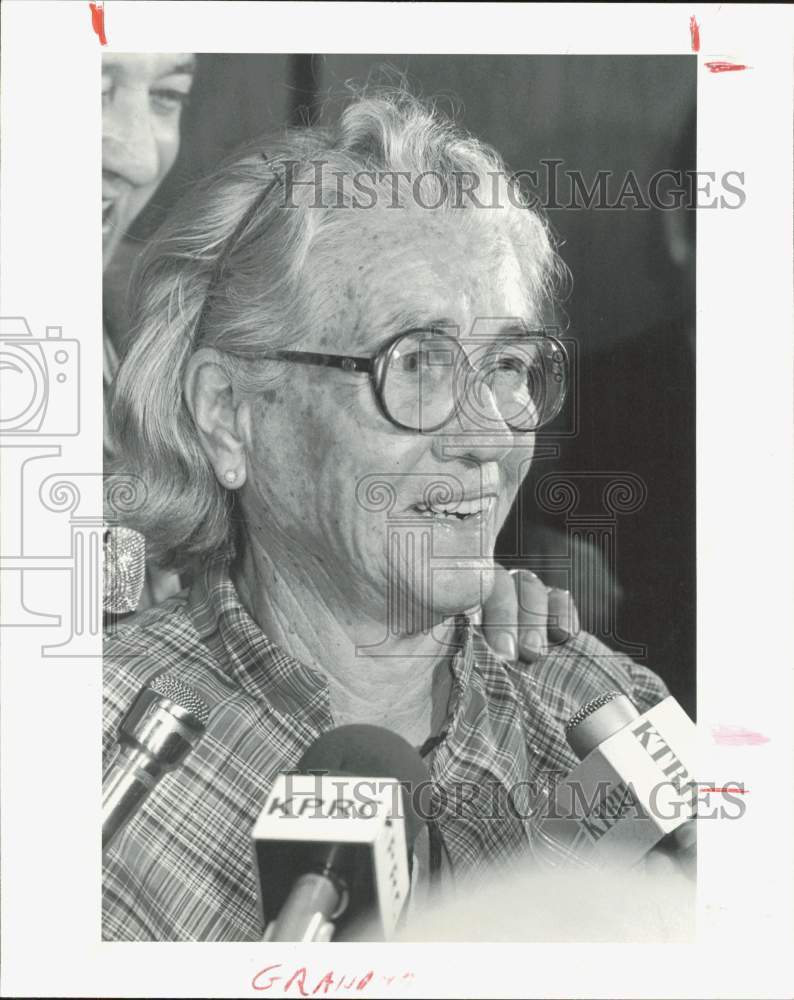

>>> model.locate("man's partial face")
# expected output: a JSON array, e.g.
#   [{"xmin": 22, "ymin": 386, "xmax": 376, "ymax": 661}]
[{"xmin": 102, "ymin": 53, "xmax": 195, "ymax": 268}]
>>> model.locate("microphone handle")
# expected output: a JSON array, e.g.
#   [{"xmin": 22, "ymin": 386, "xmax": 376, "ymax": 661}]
[
  {"xmin": 102, "ymin": 745, "xmax": 161, "ymax": 851},
  {"xmin": 264, "ymin": 872, "xmax": 342, "ymax": 942}
]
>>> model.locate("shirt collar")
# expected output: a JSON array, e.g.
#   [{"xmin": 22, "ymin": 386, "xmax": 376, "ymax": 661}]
[
  {"xmin": 187, "ymin": 548, "xmax": 331, "ymax": 723},
  {"xmin": 187, "ymin": 548, "xmax": 478, "ymax": 735}
]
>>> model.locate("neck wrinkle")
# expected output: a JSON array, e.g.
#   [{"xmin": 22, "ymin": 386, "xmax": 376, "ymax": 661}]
[{"xmin": 232, "ymin": 530, "xmax": 462, "ymax": 744}]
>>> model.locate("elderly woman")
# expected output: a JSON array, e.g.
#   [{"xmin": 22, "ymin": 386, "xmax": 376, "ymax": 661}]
[{"xmin": 103, "ymin": 91, "xmax": 669, "ymax": 941}]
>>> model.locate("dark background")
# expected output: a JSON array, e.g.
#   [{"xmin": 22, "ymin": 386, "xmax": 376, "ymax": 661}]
[{"xmin": 111, "ymin": 54, "xmax": 696, "ymax": 715}]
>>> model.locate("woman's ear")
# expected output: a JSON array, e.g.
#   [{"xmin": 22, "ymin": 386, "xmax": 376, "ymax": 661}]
[{"xmin": 184, "ymin": 348, "xmax": 248, "ymax": 490}]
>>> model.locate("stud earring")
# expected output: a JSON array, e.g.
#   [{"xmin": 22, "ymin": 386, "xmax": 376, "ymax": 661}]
[{"xmin": 223, "ymin": 470, "xmax": 239, "ymax": 485}]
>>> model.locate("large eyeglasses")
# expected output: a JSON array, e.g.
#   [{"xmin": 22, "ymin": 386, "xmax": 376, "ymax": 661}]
[{"xmin": 261, "ymin": 328, "xmax": 568, "ymax": 433}]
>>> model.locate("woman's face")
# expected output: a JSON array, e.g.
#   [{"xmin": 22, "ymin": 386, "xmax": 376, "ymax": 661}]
[{"xmin": 241, "ymin": 208, "xmax": 538, "ymax": 625}]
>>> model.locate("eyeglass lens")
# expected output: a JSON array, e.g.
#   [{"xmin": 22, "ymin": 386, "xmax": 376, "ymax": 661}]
[{"xmin": 381, "ymin": 331, "xmax": 567, "ymax": 432}]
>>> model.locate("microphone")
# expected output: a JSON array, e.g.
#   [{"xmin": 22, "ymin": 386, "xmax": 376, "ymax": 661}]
[
  {"xmin": 252, "ymin": 724, "xmax": 432, "ymax": 942},
  {"xmin": 534, "ymin": 691, "xmax": 697, "ymax": 870},
  {"xmin": 102, "ymin": 673, "xmax": 210, "ymax": 852}
]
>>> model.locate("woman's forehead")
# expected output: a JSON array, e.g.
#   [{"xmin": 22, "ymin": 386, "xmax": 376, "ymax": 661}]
[
  {"xmin": 315, "ymin": 209, "xmax": 529, "ymax": 348},
  {"xmin": 343, "ymin": 205, "xmax": 509, "ymax": 256}
]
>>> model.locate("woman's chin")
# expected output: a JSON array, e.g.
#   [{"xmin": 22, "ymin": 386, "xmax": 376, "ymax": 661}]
[
  {"xmin": 427, "ymin": 563, "xmax": 496, "ymax": 618},
  {"xmin": 376, "ymin": 558, "xmax": 498, "ymax": 626}
]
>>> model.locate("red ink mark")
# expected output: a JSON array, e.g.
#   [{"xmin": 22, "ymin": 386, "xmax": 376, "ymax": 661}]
[
  {"xmin": 252, "ymin": 964, "xmax": 283, "ymax": 992},
  {"xmin": 712, "ymin": 724, "xmax": 769, "ymax": 746},
  {"xmin": 250, "ymin": 967, "xmax": 390, "ymax": 995},
  {"xmin": 313, "ymin": 972, "xmax": 335, "ymax": 995},
  {"xmin": 284, "ymin": 968, "xmax": 309, "ymax": 998},
  {"xmin": 704, "ymin": 61, "xmax": 750, "ymax": 73},
  {"xmin": 89, "ymin": 2, "xmax": 107, "ymax": 45},
  {"xmin": 700, "ymin": 787, "xmax": 749, "ymax": 793},
  {"xmin": 690, "ymin": 15, "xmax": 700, "ymax": 52}
]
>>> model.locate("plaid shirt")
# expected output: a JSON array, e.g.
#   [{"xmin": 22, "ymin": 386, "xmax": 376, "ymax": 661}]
[{"xmin": 102, "ymin": 550, "xmax": 668, "ymax": 941}]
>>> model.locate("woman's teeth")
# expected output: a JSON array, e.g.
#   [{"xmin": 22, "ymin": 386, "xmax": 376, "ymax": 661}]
[{"xmin": 411, "ymin": 497, "xmax": 494, "ymax": 519}]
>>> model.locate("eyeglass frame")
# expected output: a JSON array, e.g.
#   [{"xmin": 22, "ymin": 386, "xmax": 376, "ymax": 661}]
[{"xmin": 259, "ymin": 327, "xmax": 569, "ymax": 434}]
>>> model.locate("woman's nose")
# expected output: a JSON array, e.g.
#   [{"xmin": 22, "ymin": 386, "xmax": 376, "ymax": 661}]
[
  {"xmin": 103, "ymin": 93, "xmax": 160, "ymax": 188},
  {"xmin": 430, "ymin": 376, "xmax": 518, "ymax": 464}
]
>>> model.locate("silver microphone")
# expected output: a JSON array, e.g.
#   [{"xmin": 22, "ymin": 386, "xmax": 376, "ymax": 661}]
[
  {"xmin": 102, "ymin": 673, "xmax": 210, "ymax": 852},
  {"xmin": 564, "ymin": 691, "xmax": 641, "ymax": 759},
  {"xmin": 563, "ymin": 690, "xmax": 697, "ymax": 873}
]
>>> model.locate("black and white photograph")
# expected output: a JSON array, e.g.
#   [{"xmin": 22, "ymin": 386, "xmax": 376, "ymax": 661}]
[
  {"xmin": 2, "ymin": 3, "xmax": 793, "ymax": 998},
  {"xmin": 101, "ymin": 51, "xmax": 700, "ymax": 944}
]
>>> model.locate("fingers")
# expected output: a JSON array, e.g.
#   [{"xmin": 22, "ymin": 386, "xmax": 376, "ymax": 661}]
[
  {"xmin": 481, "ymin": 563, "xmax": 519, "ymax": 661},
  {"xmin": 481, "ymin": 567, "xmax": 581, "ymax": 664},
  {"xmin": 548, "ymin": 586, "xmax": 580, "ymax": 643},
  {"xmin": 511, "ymin": 569, "xmax": 549, "ymax": 662}
]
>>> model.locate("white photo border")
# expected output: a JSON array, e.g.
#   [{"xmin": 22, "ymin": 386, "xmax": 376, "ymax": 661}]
[{"xmin": 1, "ymin": 2, "xmax": 792, "ymax": 998}]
